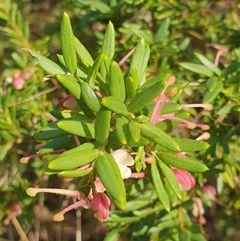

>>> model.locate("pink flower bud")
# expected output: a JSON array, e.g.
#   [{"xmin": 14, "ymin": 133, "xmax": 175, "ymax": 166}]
[
  {"xmin": 172, "ymin": 168, "xmax": 195, "ymax": 191},
  {"xmin": 202, "ymin": 185, "xmax": 217, "ymax": 201},
  {"xmin": 90, "ymin": 193, "xmax": 111, "ymax": 222},
  {"xmin": 3, "ymin": 204, "xmax": 22, "ymax": 225},
  {"xmin": 192, "ymin": 197, "xmax": 206, "ymax": 224},
  {"xmin": 60, "ymin": 95, "xmax": 80, "ymax": 111},
  {"xmin": 13, "ymin": 76, "xmax": 25, "ymax": 90}
]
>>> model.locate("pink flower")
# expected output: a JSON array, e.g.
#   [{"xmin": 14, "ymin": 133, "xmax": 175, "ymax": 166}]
[
  {"xmin": 112, "ymin": 149, "xmax": 134, "ymax": 179},
  {"xmin": 88, "ymin": 177, "xmax": 106, "ymax": 199},
  {"xmin": 202, "ymin": 185, "xmax": 217, "ymax": 201},
  {"xmin": 13, "ymin": 76, "xmax": 25, "ymax": 89},
  {"xmin": 172, "ymin": 168, "xmax": 195, "ymax": 191},
  {"xmin": 90, "ymin": 193, "xmax": 111, "ymax": 222}
]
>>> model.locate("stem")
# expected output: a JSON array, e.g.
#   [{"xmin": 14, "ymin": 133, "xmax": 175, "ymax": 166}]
[
  {"xmin": 11, "ymin": 216, "xmax": 30, "ymax": 241},
  {"xmin": 76, "ymin": 208, "xmax": 82, "ymax": 241}
]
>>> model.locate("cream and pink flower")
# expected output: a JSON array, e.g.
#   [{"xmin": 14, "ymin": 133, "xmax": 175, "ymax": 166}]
[{"xmin": 112, "ymin": 149, "xmax": 134, "ymax": 179}]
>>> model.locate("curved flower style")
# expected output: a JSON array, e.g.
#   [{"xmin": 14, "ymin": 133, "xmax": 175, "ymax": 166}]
[
  {"xmin": 172, "ymin": 168, "xmax": 195, "ymax": 191},
  {"xmin": 112, "ymin": 149, "xmax": 134, "ymax": 179},
  {"xmin": 90, "ymin": 193, "xmax": 111, "ymax": 222}
]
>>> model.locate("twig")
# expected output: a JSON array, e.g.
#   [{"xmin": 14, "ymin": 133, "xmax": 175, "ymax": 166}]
[
  {"xmin": 11, "ymin": 216, "xmax": 30, "ymax": 241},
  {"xmin": 76, "ymin": 208, "xmax": 82, "ymax": 241}
]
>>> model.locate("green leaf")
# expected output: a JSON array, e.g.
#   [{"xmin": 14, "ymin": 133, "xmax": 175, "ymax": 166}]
[
  {"xmin": 127, "ymin": 76, "xmax": 167, "ymax": 113},
  {"xmin": 194, "ymin": 53, "xmax": 221, "ymax": 76},
  {"xmin": 179, "ymin": 62, "xmax": 213, "ymax": 77},
  {"xmin": 125, "ymin": 76, "xmax": 136, "ymax": 99},
  {"xmin": 115, "ymin": 115, "xmax": 130, "ymax": 145},
  {"xmin": 129, "ymin": 38, "xmax": 146, "ymax": 84},
  {"xmin": 109, "ymin": 61, "xmax": 125, "ymax": 102},
  {"xmin": 94, "ymin": 105, "xmax": 111, "ymax": 144},
  {"xmin": 57, "ymin": 119, "xmax": 95, "ymax": 139},
  {"xmin": 102, "ymin": 96, "xmax": 129, "ymax": 116},
  {"xmin": 128, "ymin": 121, "xmax": 140, "ymax": 142},
  {"xmin": 56, "ymin": 74, "xmax": 81, "ymax": 99},
  {"xmin": 203, "ymin": 81, "xmax": 223, "ymax": 103},
  {"xmin": 150, "ymin": 161, "xmax": 170, "ymax": 212},
  {"xmin": 138, "ymin": 74, "xmax": 170, "ymax": 91},
  {"xmin": 59, "ymin": 142, "xmax": 96, "ymax": 157},
  {"xmin": 87, "ymin": 53, "xmax": 105, "ymax": 87},
  {"xmin": 81, "ymin": 82, "xmax": 101, "ymax": 112},
  {"xmin": 139, "ymin": 123, "xmax": 180, "ymax": 152},
  {"xmin": 58, "ymin": 167, "xmax": 93, "ymax": 178},
  {"xmin": 101, "ymin": 21, "xmax": 115, "ymax": 59},
  {"xmin": 221, "ymin": 61, "xmax": 240, "ymax": 77},
  {"xmin": 157, "ymin": 152, "xmax": 209, "ymax": 172},
  {"xmin": 23, "ymin": 48, "xmax": 66, "ymax": 75},
  {"xmin": 34, "ymin": 122, "xmax": 68, "ymax": 141},
  {"xmin": 173, "ymin": 138, "xmax": 210, "ymax": 152},
  {"xmin": 95, "ymin": 152, "xmax": 126, "ymax": 209},
  {"xmin": 157, "ymin": 159, "xmax": 182, "ymax": 199},
  {"xmin": 74, "ymin": 37, "xmax": 94, "ymax": 66},
  {"xmin": 61, "ymin": 12, "xmax": 77, "ymax": 74},
  {"xmin": 48, "ymin": 148, "xmax": 98, "ymax": 170}
]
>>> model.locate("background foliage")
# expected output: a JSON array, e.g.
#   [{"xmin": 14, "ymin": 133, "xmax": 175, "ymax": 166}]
[{"xmin": 1, "ymin": 0, "xmax": 239, "ymax": 240}]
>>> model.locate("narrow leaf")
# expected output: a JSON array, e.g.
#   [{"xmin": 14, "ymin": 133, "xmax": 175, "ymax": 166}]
[
  {"xmin": 194, "ymin": 53, "xmax": 221, "ymax": 76},
  {"xmin": 23, "ymin": 48, "xmax": 66, "ymax": 75},
  {"xmin": 139, "ymin": 123, "xmax": 180, "ymax": 152},
  {"xmin": 109, "ymin": 61, "xmax": 126, "ymax": 102},
  {"xmin": 157, "ymin": 159, "xmax": 182, "ymax": 199},
  {"xmin": 95, "ymin": 152, "xmax": 126, "ymax": 209},
  {"xmin": 57, "ymin": 119, "xmax": 95, "ymax": 139},
  {"xmin": 179, "ymin": 62, "xmax": 213, "ymax": 77},
  {"xmin": 37, "ymin": 136, "xmax": 75, "ymax": 154},
  {"xmin": 87, "ymin": 53, "xmax": 105, "ymax": 87},
  {"xmin": 151, "ymin": 161, "xmax": 170, "ymax": 212},
  {"xmin": 102, "ymin": 21, "xmax": 115, "ymax": 59},
  {"xmin": 130, "ymin": 38, "xmax": 145, "ymax": 84},
  {"xmin": 56, "ymin": 74, "xmax": 81, "ymax": 99},
  {"xmin": 74, "ymin": 37, "xmax": 94, "ymax": 66},
  {"xmin": 173, "ymin": 138, "xmax": 210, "ymax": 152},
  {"xmin": 48, "ymin": 149, "xmax": 98, "ymax": 170},
  {"xmin": 158, "ymin": 152, "xmax": 209, "ymax": 172},
  {"xmin": 102, "ymin": 96, "xmax": 129, "ymax": 116},
  {"xmin": 94, "ymin": 105, "xmax": 111, "ymax": 144},
  {"xmin": 58, "ymin": 167, "xmax": 93, "ymax": 178},
  {"xmin": 34, "ymin": 122, "xmax": 68, "ymax": 141},
  {"xmin": 127, "ymin": 77, "xmax": 167, "ymax": 113},
  {"xmin": 61, "ymin": 12, "xmax": 77, "ymax": 74}
]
